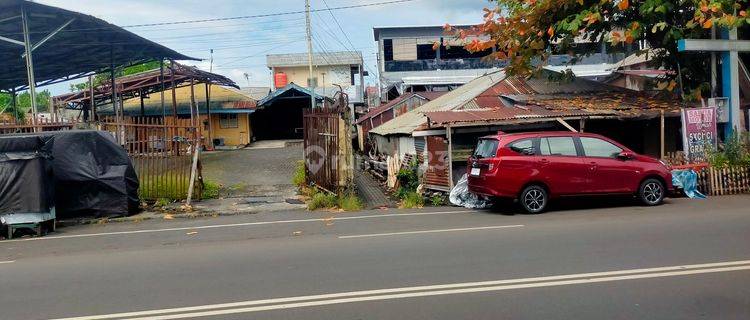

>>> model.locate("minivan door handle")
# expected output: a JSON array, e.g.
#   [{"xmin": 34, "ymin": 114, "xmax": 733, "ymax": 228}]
[
  {"xmin": 589, "ymin": 161, "xmax": 598, "ymax": 171},
  {"xmin": 539, "ymin": 158, "xmax": 550, "ymax": 166}
]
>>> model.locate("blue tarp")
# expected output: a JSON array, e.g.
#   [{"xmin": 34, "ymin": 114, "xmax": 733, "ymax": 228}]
[{"xmin": 671, "ymin": 169, "xmax": 706, "ymax": 199}]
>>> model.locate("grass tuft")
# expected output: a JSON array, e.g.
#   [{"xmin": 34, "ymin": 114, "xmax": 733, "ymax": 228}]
[
  {"xmin": 201, "ymin": 181, "xmax": 221, "ymax": 199},
  {"xmin": 292, "ymin": 160, "xmax": 306, "ymax": 187},
  {"xmin": 400, "ymin": 191, "xmax": 424, "ymax": 209},
  {"xmin": 308, "ymin": 191, "xmax": 337, "ymax": 210},
  {"xmin": 337, "ymin": 193, "xmax": 363, "ymax": 211}
]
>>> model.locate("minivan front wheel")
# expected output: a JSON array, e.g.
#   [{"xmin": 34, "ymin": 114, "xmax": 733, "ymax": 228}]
[
  {"xmin": 520, "ymin": 185, "xmax": 548, "ymax": 214},
  {"xmin": 639, "ymin": 178, "xmax": 665, "ymax": 206}
]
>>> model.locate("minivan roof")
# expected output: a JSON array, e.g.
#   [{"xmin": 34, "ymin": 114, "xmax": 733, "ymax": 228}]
[{"xmin": 479, "ymin": 131, "xmax": 604, "ymax": 140}]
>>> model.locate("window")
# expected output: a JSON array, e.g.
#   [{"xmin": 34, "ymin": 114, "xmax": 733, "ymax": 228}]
[
  {"xmin": 474, "ymin": 139, "xmax": 499, "ymax": 158},
  {"xmin": 508, "ymin": 139, "xmax": 534, "ymax": 155},
  {"xmin": 540, "ymin": 137, "xmax": 577, "ymax": 156},
  {"xmin": 219, "ymin": 114, "xmax": 238, "ymax": 129},
  {"xmin": 383, "ymin": 39, "xmax": 393, "ymax": 61},
  {"xmin": 580, "ymin": 137, "xmax": 622, "ymax": 158},
  {"xmin": 416, "ymin": 44, "xmax": 437, "ymax": 60}
]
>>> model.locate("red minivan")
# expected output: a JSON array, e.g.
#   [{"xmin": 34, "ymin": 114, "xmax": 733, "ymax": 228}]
[{"xmin": 467, "ymin": 131, "xmax": 673, "ymax": 213}]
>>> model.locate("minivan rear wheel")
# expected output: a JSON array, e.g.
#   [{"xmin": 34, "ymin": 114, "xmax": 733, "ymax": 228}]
[
  {"xmin": 639, "ymin": 178, "xmax": 665, "ymax": 206},
  {"xmin": 520, "ymin": 185, "xmax": 548, "ymax": 214}
]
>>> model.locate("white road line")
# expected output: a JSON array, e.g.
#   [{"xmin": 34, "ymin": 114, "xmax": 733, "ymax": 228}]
[
  {"xmin": 0, "ymin": 260, "xmax": 14, "ymax": 265},
  {"xmin": 49, "ymin": 259, "xmax": 750, "ymax": 320},
  {"xmin": 3, "ymin": 210, "xmax": 471, "ymax": 243},
  {"xmin": 338, "ymin": 225, "xmax": 525, "ymax": 239}
]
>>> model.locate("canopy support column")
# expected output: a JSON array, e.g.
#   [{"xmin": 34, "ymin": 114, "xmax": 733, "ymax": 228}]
[{"xmin": 21, "ymin": 5, "xmax": 37, "ymax": 128}]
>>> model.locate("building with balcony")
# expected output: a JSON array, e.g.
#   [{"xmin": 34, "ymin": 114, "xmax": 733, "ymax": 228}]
[{"xmin": 373, "ymin": 25, "xmax": 503, "ymax": 100}]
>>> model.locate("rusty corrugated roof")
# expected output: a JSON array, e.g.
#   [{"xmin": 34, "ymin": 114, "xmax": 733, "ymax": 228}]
[{"xmin": 355, "ymin": 91, "xmax": 446, "ymax": 125}]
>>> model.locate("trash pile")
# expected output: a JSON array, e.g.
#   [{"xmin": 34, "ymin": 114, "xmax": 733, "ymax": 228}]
[
  {"xmin": 449, "ymin": 174, "xmax": 493, "ymax": 209},
  {"xmin": 671, "ymin": 169, "xmax": 706, "ymax": 199}
]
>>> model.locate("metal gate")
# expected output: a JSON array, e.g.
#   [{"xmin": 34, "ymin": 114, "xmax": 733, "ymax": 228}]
[
  {"xmin": 99, "ymin": 116, "xmax": 201, "ymax": 200},
  {"xmin": 303, "ymin": 108, "xmax": 343, "ymax": 191}
]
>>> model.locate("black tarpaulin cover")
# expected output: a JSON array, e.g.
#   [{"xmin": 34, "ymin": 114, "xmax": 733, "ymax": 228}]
[
  {"xmin": 0, "ymin": 131, "xmax": 139, "ymax": 218},
  {"xmin": 0, "ymin": 135, "xmax": 55, "ymax": 214}
]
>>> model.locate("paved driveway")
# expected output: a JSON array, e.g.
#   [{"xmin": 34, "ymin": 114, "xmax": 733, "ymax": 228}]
[{"xmin": 201, "ymin": 144, "xmax": 301, "ymax": 198}]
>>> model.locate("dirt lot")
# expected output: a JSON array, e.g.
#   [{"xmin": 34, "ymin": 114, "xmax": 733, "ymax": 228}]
[{"xmin": 201, "ymin": 145, "xmax": 301, "ymax": 198}]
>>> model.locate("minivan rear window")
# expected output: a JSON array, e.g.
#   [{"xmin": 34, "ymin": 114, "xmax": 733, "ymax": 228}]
[
  {"xmin": 474, "ymin": 139, "xmax": 499, "ymax": 158},
  {"xmin": 508, "ymin": 139, "xmax": 534, "ymax": 155}
]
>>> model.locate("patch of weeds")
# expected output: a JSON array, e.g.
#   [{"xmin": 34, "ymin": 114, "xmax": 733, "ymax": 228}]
[
  {"xmin": 430, "ymin": 194, "xmax": 445, "ymax": 206},
  {"xmin": 292, "ymin": 160, "xmax": 306, "ymax": 187},
  {"xmin": 400, "ymin": 191, "xmax": 424, "ymax": 209},
  {"xmin": 308, "ymin": 191, "xmax": 337, "ymax": 210},
  {"xmin": 140, "ymin": 175, "xmax": 189, "ymax": 199},
  {"xmin": 337, "ymin": 193, "xmax": 363, "ymax": 211},
  {"xmin": 154, "ymin": 198, "xmax": 172, "ymax": 207},
  {"xmin": 396, "ymin": 160, "xmax": 420, "ymax": 192},
  {"xmin": 201, "ymin": 181, "xmax": 221, "ymax": 199}
]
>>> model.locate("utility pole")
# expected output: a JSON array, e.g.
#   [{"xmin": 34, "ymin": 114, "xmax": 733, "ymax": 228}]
[{"xmin": 305, "ymin": 0, "xmax": 315, "ymax": 109}]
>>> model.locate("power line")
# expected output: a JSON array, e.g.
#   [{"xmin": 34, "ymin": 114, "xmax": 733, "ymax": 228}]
[{"xmin": 123, "ymin": 0, "xmax": 417, "ymax": 28}]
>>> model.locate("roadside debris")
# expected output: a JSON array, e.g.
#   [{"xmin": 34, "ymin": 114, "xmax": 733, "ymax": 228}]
[
  {"xmin": 671, "ymin": 169, "xmax": 706, "ymax": 199},
  {"xmin": 292, "ymin": 231, "xmax": 303, "ymax": 236},
  {"xmin": 449, "ymin": 174, "xmax": 493, "ymax": 209}
]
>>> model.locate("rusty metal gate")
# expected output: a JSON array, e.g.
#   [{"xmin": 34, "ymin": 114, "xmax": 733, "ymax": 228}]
[
  {"xmin": 303, "ymin": 108, "xmax": 342, "ymax": 191},
  {"xmin": 99, "ymin": 116, "xmax": 201, "ymax": 200}
]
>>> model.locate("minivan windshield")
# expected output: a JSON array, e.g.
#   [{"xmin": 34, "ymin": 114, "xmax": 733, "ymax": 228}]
[{"xmin": 474, "ymin": 139, "xmax": 499, "ymax": 158}]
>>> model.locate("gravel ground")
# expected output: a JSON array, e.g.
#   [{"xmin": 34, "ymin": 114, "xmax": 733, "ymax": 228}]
[{"xmin": 201, "ymin": 145, "xmax": 301, "ymax": 198}]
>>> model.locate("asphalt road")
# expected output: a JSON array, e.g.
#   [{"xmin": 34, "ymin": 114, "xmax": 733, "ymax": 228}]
[{"xmin": 2, "ymin": 196, "xmax": 750, "ymax": 319}]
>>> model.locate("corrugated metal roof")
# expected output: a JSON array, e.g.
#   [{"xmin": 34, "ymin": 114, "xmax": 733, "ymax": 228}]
[
  {"xmin": 266, "ymin": 51, "xmax": 363, "ymax": 68},
  {"xmin": 102, "ymin": 85, "xmax": 255, "ymax": 116},
  {"xmin": 355, "ymin": 91, "xmax": 447, "ymax": 125},
  {"xmin": 424, "ymin": 106, "xmax": 602, "ymax": 126},
  {"xmin": 240, "ymin": 87, "xmax": 271, "ymax": 100},
  {"xmin": 256, "ymin": 83, "xmax": 329, "ymax": 107},
  {"xmin": 416, "ymin": 70, "xmax": 685, "ymax": 129},
  {"xmin": 369, "ymin": 70, "xmax": 507, "ymax": 136}
]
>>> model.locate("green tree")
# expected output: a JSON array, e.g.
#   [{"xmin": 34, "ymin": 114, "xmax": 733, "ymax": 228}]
[
  {"xmin": 454, "ymin": 0, "xmax": 750, "ymax": 99},
  {"xmin": 0, "ymin": 89, "xmax": 52, "ymax": 121}
]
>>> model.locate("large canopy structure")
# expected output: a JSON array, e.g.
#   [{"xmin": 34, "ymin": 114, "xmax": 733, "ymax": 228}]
[
  {"xmin": 0, "ymin": 0, "xmax": 196, "ymax": 91},
  {"xmin": 55, "ymin": 62, "xmax": 237, "ymax": 111}
]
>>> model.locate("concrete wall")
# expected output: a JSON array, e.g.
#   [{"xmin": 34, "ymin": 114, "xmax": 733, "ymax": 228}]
[{"xmin": 274, "ymin": 65, "xmax": 352, "ymax": 88}]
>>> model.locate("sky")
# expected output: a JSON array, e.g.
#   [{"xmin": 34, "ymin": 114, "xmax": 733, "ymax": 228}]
[{"xmin": 35, "ymin": 0, "xmax": 488, "ymax": 95}]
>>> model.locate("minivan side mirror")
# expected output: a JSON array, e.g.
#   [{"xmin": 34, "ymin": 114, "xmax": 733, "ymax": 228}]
[{"xmin": 617, "ymin": 151, "xmax": 635, "ymax": 160}]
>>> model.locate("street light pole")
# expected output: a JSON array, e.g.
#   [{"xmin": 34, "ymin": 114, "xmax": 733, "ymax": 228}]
[{"xmin": 305, "ymin": 0, "xmax": 315, "ymax": 109}]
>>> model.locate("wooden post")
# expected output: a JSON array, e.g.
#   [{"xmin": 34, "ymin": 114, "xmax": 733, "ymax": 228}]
[
  {"xmin": 660, "ymin": 110, "xmax": 665, "ymax": 159},
  {"xmin": 579, "ymin": 117, "xmax": 586, "ymax": 133},
  {"xmin": 446, "ymin": 125, "xmax": 454, "ymax": 189},
  {"xmin": 186, "ymin": 146, "xmax": 200, "ymax": 206},
  {"xmin": 205, "ymin": 82, "xmax": 213, "ymax": 150},
  {"xmin": 10, "ymin": 88, "xmax": 18, "ymax": 124},
  {"xmin": 49, "ymin": 95, "xmax": 56, "ymax": 122},
  {"xmin": 189, "ymin": 78, "xmax": 197, "ymax": 128},
  {"xmin": 139, "ymin": 89, "xmax": 145, "ymax": 116},
  {"xmin": 170, "ymin": 61, "xmax": 178, "ymax": 119}
]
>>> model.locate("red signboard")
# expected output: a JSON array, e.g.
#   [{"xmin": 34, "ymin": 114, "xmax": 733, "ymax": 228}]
[{"xmin": 681, "ymin": 107, "xmax": 717, "ymax": 163}]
